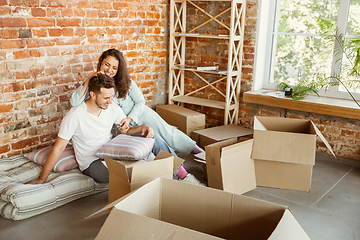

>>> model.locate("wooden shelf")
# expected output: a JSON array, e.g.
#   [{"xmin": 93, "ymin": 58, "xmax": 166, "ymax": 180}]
[
  {"xmin": 243, "ymin": 90, "xmax": 360, "ymax": 120},
  {"xmin": 171, "ymin": 95, "xmax": 226, "ymax": 109},
  {"xmin": 174, "ymin": 33, "xmax": 243, "ymax": 41},
  {"xmin": 169, "ymin": 0, "xmax": 246, "ymax": 125}
]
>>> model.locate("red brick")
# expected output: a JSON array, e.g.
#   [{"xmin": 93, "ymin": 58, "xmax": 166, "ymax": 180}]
[
  {"xmin": 0, "ymin": 145, "xmax": 10, "ymax": 154},
  {"xmin": 45, "ymin": 48, "xmax": 58, "ymax": 56},
  {"xmin": 0, "ymin": 18, "xmax": 26, "ymax": 27},
  {"xmin": 33, "ymin": 28, "xmax": 47, "ymax": 37},
  {"xmin": 12, "ymin": 137, "xmax": 39, "ymax": 150},
  {"xmin": 0, "ymin": 104, "xmax": 13, "ymax": 113},
  {"xmin": 92, "ymin": 1, "xmax": 113, "ymax": 10},
  {"xmin": 1, "ymin": 39, "xmax": 26, "ymax": 49},
  {"xmin": 41, "ymin": 0, "xmax": 66, "ymax": 7},
  {"xmin": 16, "ymin": 71, "xmax": 31, "ymax": 79},
  {"xmin": 62, "ymin": 28, "xmax": 73, "ymax": 36},
  {"xmin": 31, "ymin": 8, "xmax": 46, "ymax": 17},
  {"xmin": 30, "ymin": 67, "xmax": 45, "ymax": 78},
  {"xmin": 61, "ymin": 8, "xmax": 73, "ymax": 17},
  {"xmin": 28, "ymin": 18, "xmax": 55, "ymax": 27},
  {"xmin": 0, "ymin": 6, "xmax": 11, "ymax": 15},
  {"xmin": 71, "ymin": 64, "xmax": 84, "ymax": 73},
  {"xmin": 56, "ymin": 37, "xmax": 81, "ymax": 45},
  {"xmin": 47, "ymin": 8, "xmax": 60, "ymax": 17},
  {"xmin": 73, "ymin": 8, "xmax": 85, "ymax": 17},
  {"xmin": 86, "ymin": 9, "xmax": 98, "ymax": 18},
  {"xmin": 14, "ymin": 50, "xmax": 31, "ymax": 59},
  {"xmin": 10, "ymin": 0, "xmax": 39, "ymax": 7},
  {"xmin": 113, "ymin": 2, "xmax": 129, "ymax": 10},
  {"xmin": 48, "ymin": 28, "xmax": 62, "ymax": 36},
  {"xmin": 30, "ymin": 49, "xmax": 42, "ymax": 57},
  {"xmin": 75, "ymin": 28, "xmax": 85, "ymax": 36},
  {"xmin": 27, "ymin": 38, "xmax": 55, "ymax": 48},
  {"xmin": 57, "ymin": 19, "xmax": 81, "ymax": 27},
  {"xmin": 2, "ymin": 29, "xmax": 19, "ymax": 39}
]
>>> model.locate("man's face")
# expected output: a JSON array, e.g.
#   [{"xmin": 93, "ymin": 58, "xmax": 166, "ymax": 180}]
[{"xmin": 94, "ymin": 87, "xmax": 115, "ymax": 110}]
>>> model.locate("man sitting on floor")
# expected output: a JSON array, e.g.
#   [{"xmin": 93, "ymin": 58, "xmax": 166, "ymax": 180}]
[{"xmin": 27, "ymin": 73, "xmax": 201, "ymax": 185}]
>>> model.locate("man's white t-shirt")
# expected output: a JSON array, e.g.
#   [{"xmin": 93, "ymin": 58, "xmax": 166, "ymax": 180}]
[{"xmin": 58, "ymin": 101, "xmax": 126, "ymax": 171}]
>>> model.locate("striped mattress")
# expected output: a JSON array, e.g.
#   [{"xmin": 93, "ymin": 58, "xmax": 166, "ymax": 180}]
[{"xmin": 0, "ymin": 155, "xmax": 108, "ymax": 220}]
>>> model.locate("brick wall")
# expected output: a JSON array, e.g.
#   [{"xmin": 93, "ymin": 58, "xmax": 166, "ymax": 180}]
[
  {"xmin": 1, "ymin": 0, "xmax": 359, "ymax": 161},
  {"xmin": 0, "ymin": 0, "xmax": 168, "ymax": 157}
]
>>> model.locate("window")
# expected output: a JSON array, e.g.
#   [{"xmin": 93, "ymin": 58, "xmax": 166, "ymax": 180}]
[{"xmin": 254, "ymin": 0, "xmax": 360, "ymax": 101}]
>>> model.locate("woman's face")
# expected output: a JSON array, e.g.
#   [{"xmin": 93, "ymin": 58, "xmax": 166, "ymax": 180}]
[{"xmin": 99, "ymin": 56, "xmax": 119, "ymax": 78}]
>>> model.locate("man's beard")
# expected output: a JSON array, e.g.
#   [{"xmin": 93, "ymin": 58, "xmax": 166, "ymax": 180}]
[{"xmin": 95, "ymin": 98, "xmax": 108, "ymax": 110}]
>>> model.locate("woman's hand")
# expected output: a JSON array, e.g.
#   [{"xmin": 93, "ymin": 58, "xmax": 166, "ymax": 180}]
[{"xmin": 119, "ymin": 117, "xmax": 132, "ymax": 131}]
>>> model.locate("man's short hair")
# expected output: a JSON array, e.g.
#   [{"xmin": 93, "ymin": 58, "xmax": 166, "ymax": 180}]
[{"xmin": 88, "ymin": 73, "xmax": 116, "ymax": 94}]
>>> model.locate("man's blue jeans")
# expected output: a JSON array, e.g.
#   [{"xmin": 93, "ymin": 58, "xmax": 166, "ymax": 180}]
[{"xmin": 83, "ymin": 132, "xmax": 177, "ymax": 183}]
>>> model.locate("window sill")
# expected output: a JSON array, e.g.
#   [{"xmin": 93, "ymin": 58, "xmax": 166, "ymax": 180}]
[{"xmin": 243, "ymin": 89, "xmax": 360, "ymax": 120}]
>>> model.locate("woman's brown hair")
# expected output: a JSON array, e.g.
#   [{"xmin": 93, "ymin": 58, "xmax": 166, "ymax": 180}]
[{"xmin": 97, "ymin": 49, "xmax": 131, "ymax": 99}]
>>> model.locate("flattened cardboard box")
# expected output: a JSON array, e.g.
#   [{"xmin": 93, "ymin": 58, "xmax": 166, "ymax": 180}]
[
  {"xmin": 252, "ymin": 116, "xmax": 335, "ymax": 192},
  {"xmin": 105, "ymin": 150, "xmax": 184, "ymax": 203},
  {"xmin": 92, "ymin": 178, "xmax": 310, "ymax": 240},
  {"xmin": 192, "ymin": 124, "xmax": 253, "ymax": 149},
  {"xmin": 205, "ymin": 138, "xmax": 256, "ymax": 195},
  {"xmin": 156, "ymin": 104, "xmax": 205, "ymax": 136}
]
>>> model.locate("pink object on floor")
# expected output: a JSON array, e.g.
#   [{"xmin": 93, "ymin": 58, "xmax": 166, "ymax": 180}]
[{"xmin": 176, "ymin": 165, "xmax": 188, "ymax": 179}]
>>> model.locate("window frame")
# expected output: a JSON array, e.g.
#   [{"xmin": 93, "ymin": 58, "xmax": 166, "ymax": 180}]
[{"xmin": 253, "ymin": 0, "xmax": 360, "ymax": 101}]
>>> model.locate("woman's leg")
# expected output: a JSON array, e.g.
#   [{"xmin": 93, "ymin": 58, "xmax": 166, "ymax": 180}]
[{"xmin": 137, "ymin": 106, "xmax": 202, "ymax": 156}]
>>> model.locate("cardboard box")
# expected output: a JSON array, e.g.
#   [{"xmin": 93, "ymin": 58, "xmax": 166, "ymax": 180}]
[
  {"xmin": 205, "ymin": 138, "xmax": 256, "ymax": 195},
  {"xmin": 156, "ymin": 104, "xmax": 205, "ymax": 136},
  {"xmin": 251, "ymin": 116, "xmax": 335, "ymax": 192},
  {"xmin": 105, "ymin": 150, "xmax": 184, "ymax": 203},
  {"xmin": 192, "ymin": 124, "xmax": 253, "ymax": 149},
  {"xmin": 92, "ymin": 178, "xmax": 310, "ymax": 240}
]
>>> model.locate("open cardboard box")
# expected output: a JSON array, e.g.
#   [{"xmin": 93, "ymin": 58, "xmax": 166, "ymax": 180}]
[
  {"xmin": 91, "ymin": 178, "xmax": 310, "ymax": 240},
  {"xmin": 252, "ymin": 116, "xmax": 335, "ymax": 192},
  {"xmin": 192, "ymin": 124, "xmax": 253, "ymax": 149},
  {"xmin": 205, "ymin": 138, "xmax": 256, "ymax": 195},
  {"xmin": 156, "ymin": 104, "xmax": 205, "ymax": 136},
  {"xmin": 105, "ymin": 150, "xmax": 184, "ymax": 203}
]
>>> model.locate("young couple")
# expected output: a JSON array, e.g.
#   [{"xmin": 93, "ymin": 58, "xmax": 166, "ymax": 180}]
[{"xmin": 28, "ymin": 49, "xmax": 204, "ymax": 185}]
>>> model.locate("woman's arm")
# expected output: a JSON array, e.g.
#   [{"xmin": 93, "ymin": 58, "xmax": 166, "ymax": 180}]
[
  {"xmin": 70, "ymin": 72, "xmax": 98, "ymax": 107},
  {"xmin": 125, "ymin": 80, "xmax": 146, "ymax": 123}
]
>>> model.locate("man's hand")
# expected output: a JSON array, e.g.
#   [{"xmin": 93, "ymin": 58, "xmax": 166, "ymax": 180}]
[
  {"xmin": 140, "ymin": 124, "xmax": 154, "ymax": 138},
  {"xmin": 26, "ymin": 179, "xmax": 45, "ymax": 185}
]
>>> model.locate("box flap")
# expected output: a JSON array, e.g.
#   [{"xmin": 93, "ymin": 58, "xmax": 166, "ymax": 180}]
[
  {"xmin": 220, "ymin": 140, "xmax": 256, "ymax": 194},
  {"xmin": 105, "ymin": 157, "xmax": 133, "ymax": 203},
  {"xmin": 268, "ymin": 209, "xmax": 310, "ymax": 240},
  {"xmin": 96, "ymin": 209, "xmax": 223, "ymax": 240},
  {"xmin": 130, "ymin": 158, "xmax": 173, "ymax": 191},
  {"xmin": 205, "ymin": 139, "xmax": 256, "ymax": 194},
  {"xmin": 105, "ymin": 156, "xmax": 129, "ymax": 182},
  {"xmin": 254, "ymin": 116, "xmax": 311, "ymax": 133},
  {"xmin": 311, "ymin": 121, "xmax": 335, "ymax": 157},
  {"xmin": 252, "ymin": 130, "xmax": 316, "ymax": 165},
  {"xmin": 154, "ymin": 150, "xmax": 184, "ymax": 172}
]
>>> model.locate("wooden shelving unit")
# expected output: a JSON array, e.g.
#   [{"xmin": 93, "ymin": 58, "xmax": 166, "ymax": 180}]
[{"xmin": 168, "ymin": 0, "xmax": 246, "ymax": 125}]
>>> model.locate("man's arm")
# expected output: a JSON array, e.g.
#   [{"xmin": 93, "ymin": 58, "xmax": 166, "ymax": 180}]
[
  {"xmin": 124, "ymin": 124, "xmax": 154, "ymax": 138},
  {"xmin": 26, "ymin": 137, "xmax": 69, "ymax": 184}
]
